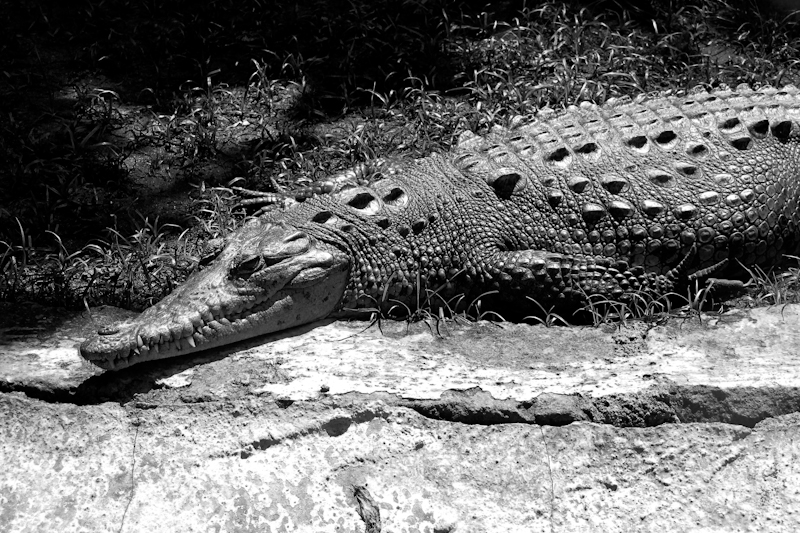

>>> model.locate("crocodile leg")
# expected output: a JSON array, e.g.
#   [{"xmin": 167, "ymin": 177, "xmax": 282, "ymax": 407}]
[
  {"xmin": 486, "ymin": 246, "xmax": 745, "ymax": 303},
  {"xmin": 233, "ymin": 159, "xmax": 392, "ymax": 215}
]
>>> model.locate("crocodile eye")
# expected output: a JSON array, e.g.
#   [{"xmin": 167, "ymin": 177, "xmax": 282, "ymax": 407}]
[
  {"xmin": 199, "ymin": 251, "xmax": 220, "ymax": 267},
  {"xmin": 199, "ymin": 254, "xmax": 216, "ymax": 267},
  {"xmin": 233, "ymin": 256, "xmax": 261, "ymax": 279},
  {"xmin": 199, "ymin": 238, "xmax": 225, "ymax": 267}
]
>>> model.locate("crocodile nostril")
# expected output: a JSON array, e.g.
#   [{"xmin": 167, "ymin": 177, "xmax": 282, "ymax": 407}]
[{"xmin": 98, "ymin": 327, "xmax": 120, "ymax": 336}]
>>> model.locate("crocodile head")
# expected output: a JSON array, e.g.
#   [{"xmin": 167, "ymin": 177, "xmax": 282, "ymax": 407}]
[{"xmin": 80, "ymin": 218, "xmax": 350, "ymax": 370}]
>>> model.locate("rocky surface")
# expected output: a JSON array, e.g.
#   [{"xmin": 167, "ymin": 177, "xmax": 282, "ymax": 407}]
[{"xmin": 2, "ymin": 302, "xmax": 800, "ymax": 531}]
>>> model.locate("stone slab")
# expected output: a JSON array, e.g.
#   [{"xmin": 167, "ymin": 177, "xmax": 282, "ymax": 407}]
[
  {"xmin": 2, "ymin": 303, "xmax": 800, "ymax": 407},
  {"xmin": 3, "ymin": 303, "xmax": 800, "ymax": 531},
  {"xmin": 1, "ymin": 393, "xmax": 799, "ymax": 532}
]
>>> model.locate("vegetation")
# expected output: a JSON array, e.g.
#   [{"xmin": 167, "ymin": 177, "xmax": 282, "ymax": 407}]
[{"xmin": 1, "ymin": 0, "xmax": 800, "ymax": 321}]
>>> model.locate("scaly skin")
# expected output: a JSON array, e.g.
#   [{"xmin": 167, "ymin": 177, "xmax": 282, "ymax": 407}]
[{"xmin": 81, "ymin": 85, "xmax": 800, "ymax": 370}]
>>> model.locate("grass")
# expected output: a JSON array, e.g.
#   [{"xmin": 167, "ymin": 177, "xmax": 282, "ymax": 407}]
[{"xmin": 1, "ymin": 0, "xmax": 800, "ymax": 317}]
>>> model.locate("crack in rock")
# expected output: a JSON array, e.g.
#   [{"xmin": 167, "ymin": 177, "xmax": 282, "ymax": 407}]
[
  {"xmin": 401, "ymin": 384, "xmax": 800, "ymax": 428},
  {"xmin": 353, "ymin": 485, "xmax": 382, "ymax": 533}
]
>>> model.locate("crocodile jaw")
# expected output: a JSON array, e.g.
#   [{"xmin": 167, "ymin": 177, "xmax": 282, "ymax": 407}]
[{"xmin": 80, "ymin": 221, "xmax": 350, "ymax": 370}]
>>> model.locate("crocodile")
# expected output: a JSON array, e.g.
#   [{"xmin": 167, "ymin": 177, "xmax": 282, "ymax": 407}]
[{"xmin": 80, "ymin": 84, "xmax": 800, "ymax": 370}]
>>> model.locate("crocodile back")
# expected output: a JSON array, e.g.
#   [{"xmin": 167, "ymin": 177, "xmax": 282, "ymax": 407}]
[{"xmin": 454, "ymin": 85, "xmax": 800, "ymax": 274}]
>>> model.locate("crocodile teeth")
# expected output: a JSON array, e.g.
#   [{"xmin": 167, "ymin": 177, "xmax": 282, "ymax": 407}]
[
  {"xmin": 175, "ymin": 338, "xmax": 183, "ymax": 351},
  {"xmin": 137, "ymin": 335, "xmax": 144, "ymax": 348},
  {"xmin": 186, "ymin": 336, "xmax": 196, "ymax": 348}
]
